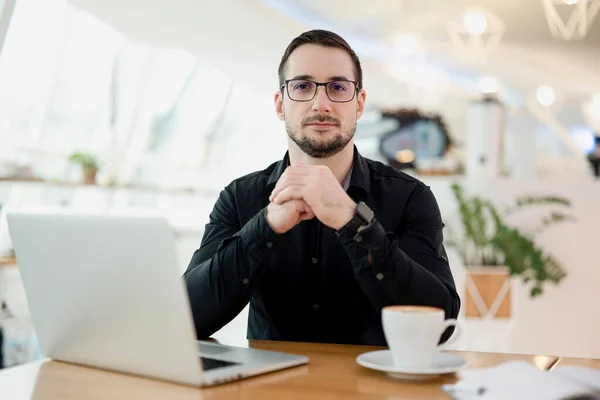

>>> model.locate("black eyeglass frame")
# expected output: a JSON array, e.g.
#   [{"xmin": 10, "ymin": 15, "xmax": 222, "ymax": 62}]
[{"xmin": 280, "ymin": 79, "xmax": 360, "ymax": 103}]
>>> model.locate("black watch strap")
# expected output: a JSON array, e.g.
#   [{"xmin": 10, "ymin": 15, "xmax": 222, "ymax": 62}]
[{"xmin": 338, "ymin": 201, "xmax": 374, "ymax": 234}]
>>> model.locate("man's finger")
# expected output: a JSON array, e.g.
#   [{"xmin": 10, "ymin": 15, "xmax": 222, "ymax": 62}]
[
  {"xmin": 299, "ymin": 200, "xmax": 315, "ymax": 221},
  {"xmin": 300, "ymin": 212, "xmax": 315, "ymax": 221},
  {"xmin": 273, "ymin": 186, "xmax": 305, "ymax": 205},
  {"xmin": 270, "ymin": 174, "xmax": 308, "ymax": 202},
  {"xmin": 300, "ymin": 201, "xmax": 314, "ymax": 216}
]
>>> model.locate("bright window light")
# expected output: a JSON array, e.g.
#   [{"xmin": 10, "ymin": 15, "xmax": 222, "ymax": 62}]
[{"xmin": 0, "ymin": 0, "xmax": 235, "ymax": 188}]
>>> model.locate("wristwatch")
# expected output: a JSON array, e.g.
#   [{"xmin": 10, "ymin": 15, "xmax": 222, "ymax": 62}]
[{"xmin": 338, "ymin": 201, "xmax": 374, "ymax": 234}]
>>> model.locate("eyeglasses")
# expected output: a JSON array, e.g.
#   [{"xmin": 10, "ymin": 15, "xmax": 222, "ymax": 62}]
[{"xmin": 281, "ymin": 79, "xmax": 359, "ymax": 103}]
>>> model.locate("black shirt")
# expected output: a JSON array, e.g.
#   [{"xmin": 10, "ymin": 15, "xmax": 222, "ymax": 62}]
[{"xmin": 183, "ymin": 147, "xmax": 460, "ymax": 346}]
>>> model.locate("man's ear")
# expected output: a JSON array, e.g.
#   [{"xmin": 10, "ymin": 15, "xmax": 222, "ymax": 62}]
[
  {"xmin": 274, "ymin": 91, "xmax": 285, "ymax": 121},
  {"xmin": 356, "ymin": 89, "xmax": 367, "ymax": 121}
]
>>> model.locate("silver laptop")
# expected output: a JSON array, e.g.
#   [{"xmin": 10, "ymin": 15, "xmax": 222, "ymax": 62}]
[{"xmin": 6, "ymin": 211, "xmax": 308, "ymax": 386}]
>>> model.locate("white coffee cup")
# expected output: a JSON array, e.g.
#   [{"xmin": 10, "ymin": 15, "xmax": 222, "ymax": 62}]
[{"xmin": 382, "ymin": 305, "xmax": 460, "ymax": 370}]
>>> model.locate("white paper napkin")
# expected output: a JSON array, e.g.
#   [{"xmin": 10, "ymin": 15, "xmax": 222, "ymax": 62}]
[{"xmin": 442, "ymin": 361, "xmax": 600, "ymax": 400}]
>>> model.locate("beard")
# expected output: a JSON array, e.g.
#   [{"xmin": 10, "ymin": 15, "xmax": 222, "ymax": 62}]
[{"xmin": 286, "ymin": 114, "xmax": 356, "ymax": 158}]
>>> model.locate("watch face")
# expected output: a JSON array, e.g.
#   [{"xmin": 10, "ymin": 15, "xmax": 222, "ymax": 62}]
[{"xmin": 357, "ymin": 202, "xmax": 374, "ymax": 223}]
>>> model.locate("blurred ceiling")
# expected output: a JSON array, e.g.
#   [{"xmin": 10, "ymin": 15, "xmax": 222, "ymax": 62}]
[
  {"xmin": 254, "ymin": 0, "xmax": 600, "ymax": 99},
  {"xmin": 67, "ymin": 0, "xmax": 600, "ymax": 135},
  {"xmin": 287, "ymin": 0, "xmax": 600, "ymax": 46}
]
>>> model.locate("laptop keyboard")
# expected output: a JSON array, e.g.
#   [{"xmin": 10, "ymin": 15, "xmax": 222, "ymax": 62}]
[{"xmin": 200, "ymin": 356, "xmax": 241, "ymax": 371}]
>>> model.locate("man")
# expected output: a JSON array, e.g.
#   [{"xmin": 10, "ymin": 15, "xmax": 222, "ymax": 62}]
[{"xmin": 184, "ymin": 29, "xmax": 460, "ymax": 346}]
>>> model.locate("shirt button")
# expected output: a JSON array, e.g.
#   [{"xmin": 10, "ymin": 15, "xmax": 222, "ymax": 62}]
[
  {"xmin": 265, "ymin": 241, "xmax": 273, "ymax": 248},
  {"xmin": 376, "ymin": 273, "xmax": 384, "ymax": 281},
  {"xmin": 312, "ymin": 303, "xmax": 320, "ymax": 310},
  {"xmin": 241, "ymin": 278, "xmax": 249, "ymax": 285},
  {"xmin": 355, "ymin": 235, "xmax": 363, "ymax": 243},
  {"xmin": 311, "ymin": 257, "xmax": 318, "ymax": 264}
]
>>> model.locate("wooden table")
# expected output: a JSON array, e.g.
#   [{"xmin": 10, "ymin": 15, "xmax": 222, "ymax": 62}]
[{"xmin": 0, "ymin": 339, "xmax": 564, "ymax": 399}]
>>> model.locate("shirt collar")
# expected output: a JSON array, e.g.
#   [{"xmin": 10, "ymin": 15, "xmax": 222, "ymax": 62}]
[
  {"xmin": 267, "ymin": 145, "xmax": 371, "ymax": 195},
  {"xmin": 341, "ymin": 165, "xmax": 353, "ymax": 191}
]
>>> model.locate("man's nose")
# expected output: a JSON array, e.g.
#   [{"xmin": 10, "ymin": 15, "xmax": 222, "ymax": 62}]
[{"xmin": 311, "ymin": 86, "xmax": 332, "ymax": 114}]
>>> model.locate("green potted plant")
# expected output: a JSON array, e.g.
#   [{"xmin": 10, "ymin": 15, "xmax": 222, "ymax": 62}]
[
  {"xmin": 68, "ymin": 151, "xmax": 100, "ymax": 185},
  {"xmin": 446, "ymin": 183, "xmax": 575, "ymax": 318}
]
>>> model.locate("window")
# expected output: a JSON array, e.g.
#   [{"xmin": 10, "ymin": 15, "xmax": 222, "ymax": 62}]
[{"xmin": 0, "ymin": 0, "xmax": 232, "ymax": 189}]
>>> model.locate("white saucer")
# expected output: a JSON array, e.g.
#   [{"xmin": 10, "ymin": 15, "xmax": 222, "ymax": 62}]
[{"xmin": 356, "ymin": 350, "xmax": 467, "ymax": 381}]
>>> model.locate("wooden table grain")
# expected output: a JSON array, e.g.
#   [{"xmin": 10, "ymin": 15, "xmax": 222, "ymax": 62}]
[{"xmin": 0, "ymin": 339, "xmax": 564, "ymax": 400}]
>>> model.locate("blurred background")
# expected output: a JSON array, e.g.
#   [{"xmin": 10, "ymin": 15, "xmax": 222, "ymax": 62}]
[{"xmin": 0, "ymin": 0, "xmax": 599, "ymax": 368}]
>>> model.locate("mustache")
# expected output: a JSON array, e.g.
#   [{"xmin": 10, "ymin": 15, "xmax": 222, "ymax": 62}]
[{"xmin": 302, "ymin": 115, "xmax": 340, "ymax": 126}]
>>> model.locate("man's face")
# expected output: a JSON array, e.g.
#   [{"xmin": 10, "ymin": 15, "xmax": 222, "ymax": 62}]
[{"xmin": 275, "ymin": 44, "xmax": 366, "ymax": 158}]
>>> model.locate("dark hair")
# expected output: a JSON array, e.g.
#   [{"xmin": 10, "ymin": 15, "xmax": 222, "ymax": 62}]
[{"xmin": 278, "ymin": 29, "xmax": 363, "ymax": 90}]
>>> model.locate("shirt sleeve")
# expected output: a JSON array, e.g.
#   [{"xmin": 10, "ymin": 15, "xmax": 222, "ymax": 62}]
[
  {"xmin": 337, "ymin": 185, "xmax": 461, "ymax": 342},
  {"xmin": 183, "ymin": 183, "xmax": 283, "ymax": 339}
]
